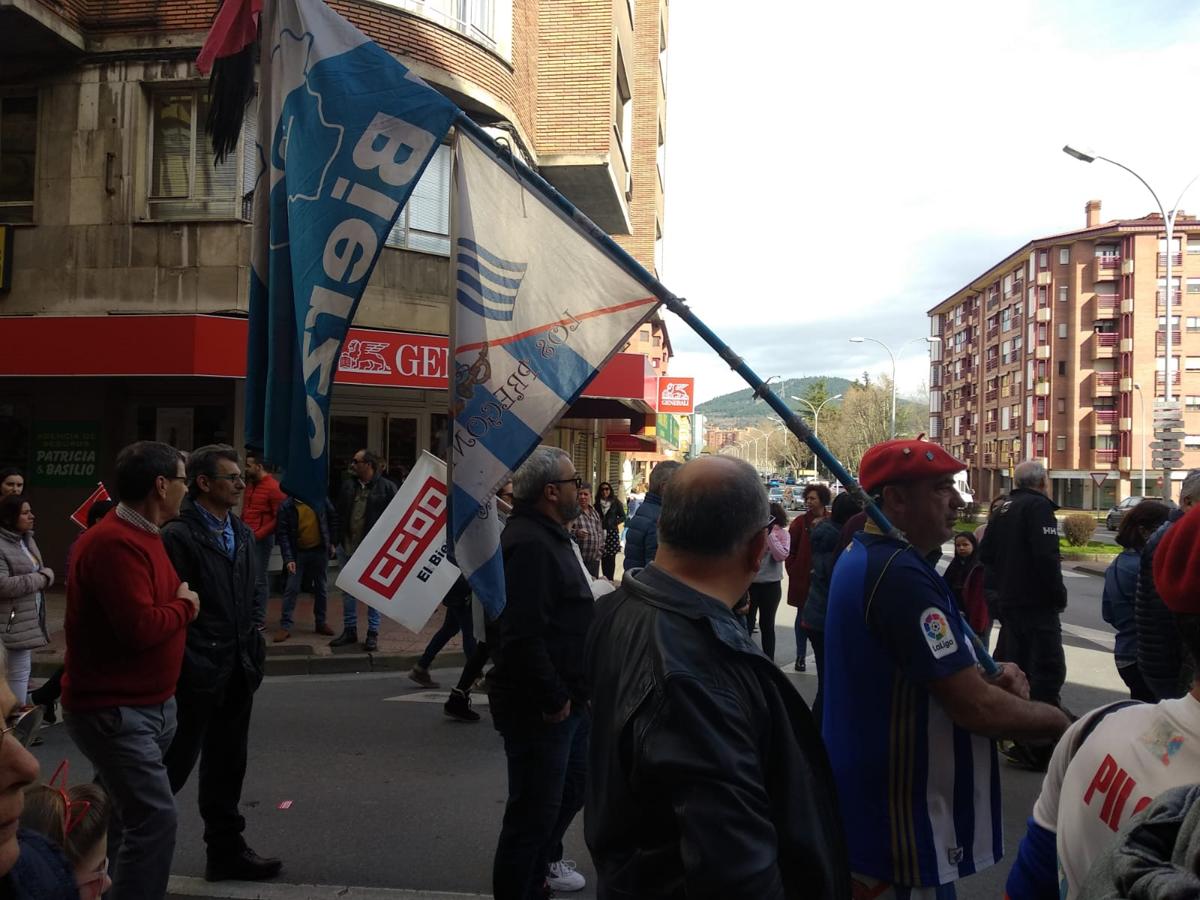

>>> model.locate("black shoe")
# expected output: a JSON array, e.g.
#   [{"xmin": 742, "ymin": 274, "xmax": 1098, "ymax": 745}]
[
  {"xmin": 364, "ymin": 631, "xmax": 379, "ymax": 652},
  {"xmin": 444, "ymin": 688, "xmax": 480, "ymax": 722},
  {"xmin": 329, "ymin": 629, "xmax": 358, "ymax": 648},
  {"xmin": 38, "ymin": 701, "xmax": 57, "ymax": 726},
  {"xmin": 793, "ymin": 659, "xmax": 806, "ymax": 672},
  {"xmin": 205, "ymin": 848, "xmax": 282, "ymax": 882}
]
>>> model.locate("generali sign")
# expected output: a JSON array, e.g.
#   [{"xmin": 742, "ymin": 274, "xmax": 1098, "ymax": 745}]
[
  {"xmin": 336, "ymin": 327, "xmax": 447, "ymax": 390},
  {"xmin": 657, "ymin": 377, "xmax": 695, "ymax": 414}
]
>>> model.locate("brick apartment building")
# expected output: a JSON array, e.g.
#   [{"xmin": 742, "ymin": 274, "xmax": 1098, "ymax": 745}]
[
  {"xmin": 0, "ymin": 0, "xmax": 672, "ymax": 566},
  {"xmin": 928, "ymin": 199, "xmax": 1200, "ymax": 509}
]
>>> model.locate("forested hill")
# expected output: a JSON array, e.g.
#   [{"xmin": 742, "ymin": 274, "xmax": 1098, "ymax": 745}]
[{"xmin": 696, "ymin": 377, "xmax": 855, "ymax": 424}]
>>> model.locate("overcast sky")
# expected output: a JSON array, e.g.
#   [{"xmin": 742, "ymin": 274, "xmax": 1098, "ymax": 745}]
[{"xmin": 660, "ymin": 0, "xmax": 1200, "ymax": 403}]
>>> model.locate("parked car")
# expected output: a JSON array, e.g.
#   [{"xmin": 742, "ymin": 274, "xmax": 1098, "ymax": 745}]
[
  {"xmin": 1105, "ymin": 495, "xmax": 1178, "ymax": 531},
  {"xmin": 768, "ymin": 487, "xmax": 784, "ymax": 506}
]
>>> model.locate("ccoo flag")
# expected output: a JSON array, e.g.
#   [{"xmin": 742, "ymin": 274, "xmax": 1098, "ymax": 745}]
[
  {"xmin": 245, "ymin": 0, "xmax": 458, "ymax": 507},
  {"xmin": 450, "ymin": 128, "xmax": 662, "ymax": 619}
]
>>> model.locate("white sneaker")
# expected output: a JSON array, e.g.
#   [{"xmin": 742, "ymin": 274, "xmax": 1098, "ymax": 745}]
[{"xmin": 547, "ymin": 858, "xmax": 586, "ymax": 892}]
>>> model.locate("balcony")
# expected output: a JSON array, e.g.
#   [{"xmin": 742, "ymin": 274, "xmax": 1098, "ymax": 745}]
[
  {"xmin": 1119, "ymin": 455, "xmax": 1132, "ymax": 470},
  {"xmin": 1156, "ymin": 330, "xmax": 1183, "ymax": 354},
  {"xmin": 986, "ymin": 357, "xmax": 1000, "ymax": 371},
  {"xmin": 983, "ymin": 452, "xmax": 995, "ymax": 466},
  {"xmin": 1092, "ymin": 372, "xmax": 1118, "ymax": 395},
  {"xmin": 984, "ymin": 421, "xmax": 998, "ymax": 434},
  {"xmin": 0, "ymin": 0, "xmax": 84, "ymax": 81},
  {"xmin": 1035, "ymin": 345, "xmax": 1051, "ymax": 360},
  {"xmin": 1034, "ymin": 380, "xmax": 1050, "ymax": 396},
  {"xmin": 986, "ymin": 327, "xmax": 1000, "ymax": 341},
  {"xmin": 1094, "ymin": 255, "xmax": 1121, "ymax": 280},
  {"xmin": 1094, "ymin": 409, "xmax": 1119, "ymax": 426},
  {"xmin": 1120, "ymin": 376, "xmax": 1133, "ymax": 393},
  {"xmin": 1094, "ymin": 449, "xmax": 1119, "ymax": 465},
  {"xmin": 1156, "ymin": 292, "xmax": 1183, "ymax": 315},
  {"xmin": 984, "ymin": 389, "xmax": 998, "ymax": 402},
  {"xmin": 1037, "ymin": 271, "xmax": 1052, "ymax": 286},
  {"xmin": 1119, "ymin": 417, "xmax": 1132, "ymax": 431},
  {"xmin": 1035, "ymin": 307, "xmax": 1052, "ymax": 323},
  {"xmin": 1120, "ymin": 337, "xmax": 1134, "ymax": 353},
  {"xmin": 1034, "ymin": 419, "xmax": 1050, "ymax": 433},
  {"xmin": 1158, "ymin": 253, "xmax": 1184, "ymax": 269},
  {"xmin": 1156, "ymin": 371, "xmax": 1182, "ymax": 391},
  {"xmin": 1090, "ymin": 332, "xmax": 1118, "ymax": 359},
  {"xmin": 1096, "ymin": 298, "xmax": 1119, "ymax": 317}
]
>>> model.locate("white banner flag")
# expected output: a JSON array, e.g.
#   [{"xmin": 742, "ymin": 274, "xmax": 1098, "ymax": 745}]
[{"xmin": 335, "ymin": 451, "xmax": 460, "ymax": 632}]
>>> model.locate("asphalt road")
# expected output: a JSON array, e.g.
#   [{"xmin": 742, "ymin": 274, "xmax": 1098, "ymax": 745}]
[{"xmin": 28, "ymin": 550, "xmax": 1124, "ymax": 900}]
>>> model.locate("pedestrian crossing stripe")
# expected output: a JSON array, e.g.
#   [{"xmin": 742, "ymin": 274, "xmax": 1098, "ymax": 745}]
[{"xmin": 383, "ymin": 690, "xmax": 491, "ymax": 705}]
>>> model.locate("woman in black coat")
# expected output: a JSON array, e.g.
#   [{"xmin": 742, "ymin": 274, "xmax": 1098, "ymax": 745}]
[{"xmin": 595, "ymin": 482, "xmax": 626, "ymax": 580}]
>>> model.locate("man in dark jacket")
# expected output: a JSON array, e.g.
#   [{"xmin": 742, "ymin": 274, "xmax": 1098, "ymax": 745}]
[
  {"xmin": 1136, "ymin": 468, "xmax": 1200, "ymax": 700},
  {"xmin": 273, "ymin": 494, "xmax": 337, "ymax": 642},
  {"xmin": 490, "ymin": 446, "xmax": 594, "ymax": 900},
  {"xmin": 585, "ymin": 455, "xmax": 850, "ymax": 899},
  {"xmin": 331, "ymin": 449, "xmax": 397, "ymax": 651},
  {"xmin": 161, "ymin": 445, "xmax": 279, "ymax": 883},
  {"xmin": 979, "ymin": 459, "xmax": 1068, "ymax": 709},
  {"xmin": 621, "ymin": 459, "xmax": 680, "ymax": 571}
]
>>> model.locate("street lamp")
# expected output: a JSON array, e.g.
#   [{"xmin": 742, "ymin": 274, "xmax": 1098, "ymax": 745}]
[
  {"xmin": 848, "ymin": 336, "xmax": 941, "ymax": 438},
  {"xmin": 1133, "ymin": 381, "xmax": 1147, "ymax": 495},
  {"xmin": 789, "ymin": 393, "xmax": 843, "ymax": 479},
  {"xmin": 1063, "ymin": 144, "xmax": 1200, "ymax": 501}
]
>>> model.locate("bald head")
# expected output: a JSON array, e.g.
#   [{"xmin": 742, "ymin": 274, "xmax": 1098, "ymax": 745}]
[{"xmin": 659, "ymin": 456, "xmax": 768, "ymax": 558}]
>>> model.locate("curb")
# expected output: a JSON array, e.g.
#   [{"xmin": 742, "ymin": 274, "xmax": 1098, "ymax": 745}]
[
  {"xmin": 32, "ymin": 651, "xmax": 467, "ymax": 679},
  {"xmin": 166, "ymin": 875, "xmax": 491, "ymax": 899}
]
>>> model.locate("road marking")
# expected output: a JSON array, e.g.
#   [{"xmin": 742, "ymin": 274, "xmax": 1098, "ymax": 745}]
[
  {"xmin": 1062, "ymin": 622, "xmax": 1115, "ymax": 651},
  {"xmin": 168, "ymin": 875, "xmax": 491, "ymax": 899},
  {"xmin": 383, "ymin": 690, "xmax": 490, "ymax": 706}
]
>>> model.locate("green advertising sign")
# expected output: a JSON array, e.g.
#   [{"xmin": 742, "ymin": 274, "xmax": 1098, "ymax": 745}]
[
  {"xmin": 32, "ymin": 422, "xmax": 101, "ymax": 487},
  {"xmin": 656, "ymin": 414, "xmax": 679, "ymax": 449}
]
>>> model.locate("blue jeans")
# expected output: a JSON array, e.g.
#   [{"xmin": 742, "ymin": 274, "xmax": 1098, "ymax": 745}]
[
  {"xmin": 280, "ymin": 547, "xmax": 330, "ymax": 630},
  {"xmin": 418, "ymin": 605, "xmax": 477, "ymax": 669},
  {"xmin": 252, "ymin": 535, "xmax": 274, "ymax": 627},
  {"xmin": 66, "ymin": 700, "xmax": 178, "ymax": 900},
  {"xmin": 493, "ymin": 709, "xmax": 589, "ymax": 900},
  {"xmin": 339, "ymin": 547, "xmax": 381, "ymax": 633}
]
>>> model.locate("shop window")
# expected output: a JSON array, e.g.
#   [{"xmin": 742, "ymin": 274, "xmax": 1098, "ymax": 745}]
[
  {"xmin": 386, "ymin": 143, "xmax": 451, "ymax": 255},
  {"xmin": 429, "ymin": 412, "xmax": 450, "ymax": 461},
  {"xmin": 0, "ymin": 96, "xmax": 37, "ymax": 224},
  {"xmin": 148, "ymin": 88, "xmax": 256, "ymax": 221}
]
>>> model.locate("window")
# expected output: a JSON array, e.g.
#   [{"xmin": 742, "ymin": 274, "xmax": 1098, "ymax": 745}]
[
  {"xmin": 1190, "ymin": 238, "xmax": 1200, "ymax": 255},
  {"xmin": 1057, "ymin": 323, "xmax": 1068, "ymax": 339},
  {"xmin": 615, "ymin": 48, "xmax": 632, "ymax": 171},
  {"xmin": 1058, "ymin": 285, "xmax": 1068, "ymax": 302},
  {"xmin": 1056, "ymin": 435, "xmax": 1066, "ymax": 451},
  {"xmin": 1189, "ymin": 278, "xmax": 1200, "ymax": 294},
  {"xmin": 1188, "ymin": 357, "xmax": 1200, "ymax": 371},
  {"xmin": 148, "ymin": 89, "xmax": 255, "ymax": 220},
  {"xmin": 1058, "ymin": 361, "xmax": 1066, "ymax": 376},
  {"xmin": 1186, "ymin": 435, "xmax": 1200, "ymax": 449},
  {"xmin": 1096, "ymin": 244, "xmax": 1119, "ymax": 259},
  {"xmin": 0, "ymin": 96, "xmax": 37, "ymax": 223},
  {"xmin": 1038, "ymin": 251, "xmax": 1048, "ymax": 269},
  {"xmin": 386, "ymin": 144, "xmax": 451, "ymax": 254},
  {"xmin": 1056, "ymin": 398, "xmax": 1066, "ymax": 414},
  {"xmin": 1001, "ymin": 407, "xmax": 1010, "ymax": 430},
  {"xmin": 1185, "ymin": 396, "xmax": 1200, "ymax": 411},
  {"xmin": 409, "ymin": 0, "xmax": 500, "ymax": 50},
  {"xmin": 1059, "ymin": 248, "xmax": 1070, "ymax": 265},
  {"xmin": 1188, "ymin": 317, "xmax": 1200, "ymax": 332}
]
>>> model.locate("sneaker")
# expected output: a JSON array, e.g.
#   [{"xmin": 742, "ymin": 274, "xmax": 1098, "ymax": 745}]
[
  {"xmin": 273, "ymin": 629, "xmax": 291, "ymax": 643},
  {"xmin": 314, "ymin": 622, "xmax": 335, "ymax": 636},
  {"xmin": 363, "ymin": 631, "xmax": 379, "ymax": 653},
  {"xmin": 329, "ymin": 629, "xmax": 358, "ymax": 648},
  {"xmin": 204, "ymin": 847, "xmax": 282, "ymax": 882},
  {"xmin": 547, "ymin": 859, "xmax": 585, "ymax": 892},
  {"xmin": 409, "ymin": 665, "xmax": 438, "ymax": 688},
  {"xmin": 443, "ymin": 688, "xmax": 480, "ymax": 722}
]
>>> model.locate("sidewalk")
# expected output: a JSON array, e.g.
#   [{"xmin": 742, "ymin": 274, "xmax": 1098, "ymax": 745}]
[{"xmin": 33, "ymin": 587, "xmax": 466, "ymax": 678}]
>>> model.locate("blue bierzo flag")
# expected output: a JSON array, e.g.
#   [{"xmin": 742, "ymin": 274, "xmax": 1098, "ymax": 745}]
[
  {"xmin": 450, "ymin": 129, "xmax": 661, "ymax": 619},
  {"xmin": 245, "ymin": 0, "xmax": 457, "ymax": 507}
]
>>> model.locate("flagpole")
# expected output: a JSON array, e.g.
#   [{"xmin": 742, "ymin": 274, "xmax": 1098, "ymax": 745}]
[{"xmin": 453, "ymin": 113, "xmax": 998, "ymax": 674}]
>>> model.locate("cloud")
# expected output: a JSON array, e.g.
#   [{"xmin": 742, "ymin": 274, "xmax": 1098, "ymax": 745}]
[{"xmin": 662, "ymin": 0, "xmax": 1200, "ymax": 402}]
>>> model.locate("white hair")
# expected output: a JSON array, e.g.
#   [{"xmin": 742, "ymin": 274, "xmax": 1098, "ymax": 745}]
[
  {"xmin": 1014, "ymin": 459, "xmax": 1047, "ymax": 490},
  {"xmin": 512, "ymin": 446, "xmax": 571, "ymax": 504}
]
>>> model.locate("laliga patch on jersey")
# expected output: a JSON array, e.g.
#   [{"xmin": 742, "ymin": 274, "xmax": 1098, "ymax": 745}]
[
  {"xmin": 921, "ymin": 608, "xmax": 958, "ymax": 659},
  {"xmin": 1140, "ymin": 720, "xmax": 1185, "ymax": 766}
]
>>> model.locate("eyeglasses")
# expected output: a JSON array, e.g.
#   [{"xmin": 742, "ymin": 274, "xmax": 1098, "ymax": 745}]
[
  {"xmin": 0, "ymin": 705, "xmax": 43, "ymax": 749},
  {"xmin": 549, "ymin": 477, "xmax": 583, "ymax": 489},
  {"xmin": 48, "ymin": 760, "xmax": 92, "ymax": 836},
  {"xmin": 497, "ymin": 491, "xmax": 514, "ymax": 501},
  {"xmin": 209, "ymin": 474, "xmax": 245, "ymax": 484},
  {"xmin": 163, "ymin": 475, "xmax": 187, "ymax": 483}
]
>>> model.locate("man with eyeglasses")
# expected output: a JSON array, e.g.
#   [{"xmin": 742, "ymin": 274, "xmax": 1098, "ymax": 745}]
[
  {"xmin": 62, "ymin": 440, "xmax": 199, "ymax": 899},
  {"xmin": 489, "ymin": 447, "xmax": 595, "ymax": 899},
  {"xmin": 331, "ymin": 449, "xmax": 397, "ymax": 652},
  {"xmin": 161, "ymin": 445, "xmax": 280, "ymax": 883}
]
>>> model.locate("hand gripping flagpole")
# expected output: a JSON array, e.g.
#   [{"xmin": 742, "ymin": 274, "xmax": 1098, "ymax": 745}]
[{"xmin": 453, "ymin": 114, "xmax": 999, "ymax": 676}]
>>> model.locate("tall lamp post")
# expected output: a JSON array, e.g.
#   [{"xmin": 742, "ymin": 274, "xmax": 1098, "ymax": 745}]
[
  {"xmin": 1063, "ymin": 145, "xmax": 1200, "ymax": 501},
  {"xmin": 789, "ymin": 393, "xmax": 843, "ymax": 479},
  {"xmin": 1133, "ymin": 381, "xmax": 1147, "ymax": 495},
  {"xmin": 848, "ymin": 336, "xmax": 941, "ymax": 438}
]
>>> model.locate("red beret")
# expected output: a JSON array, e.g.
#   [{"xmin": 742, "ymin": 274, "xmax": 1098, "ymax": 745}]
[
  {"xmin": 1153, "ymin": 503, "xmax": 1200, "ymax": 614},
  {"xmin": 858, "ymin": 438, "xmax": 966, "ymax": 493}
]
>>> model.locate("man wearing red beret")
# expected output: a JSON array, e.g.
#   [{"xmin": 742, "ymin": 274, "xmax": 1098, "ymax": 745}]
[
  {"xmin": 1004, "ymin": 496, "xmax": 1200, "ymax": 900},
  {"xmin": 823, "ymin": 438, "xmax": 1071, "ymax": 898}
]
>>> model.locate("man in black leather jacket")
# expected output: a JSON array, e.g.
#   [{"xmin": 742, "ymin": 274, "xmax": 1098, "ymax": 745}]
[
  {"xmin": 1136, "ymin": 469, "xmax": 1200, "ymax": 700},
  {"xmin": 979, "ymin": 459, "xmax": 1068, "ymax": 707},
  {"xmin": 161, "ymin": 445, "xmax": 279, "ymax": 883},
  {"xmin": 584, "ymin": 455, "xmax": 850, "ymax": 900}
]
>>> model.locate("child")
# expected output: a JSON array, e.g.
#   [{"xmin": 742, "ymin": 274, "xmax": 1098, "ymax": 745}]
[{"xmin": 20, "ymin": 761, "xmax": 111, "ymax": 899}]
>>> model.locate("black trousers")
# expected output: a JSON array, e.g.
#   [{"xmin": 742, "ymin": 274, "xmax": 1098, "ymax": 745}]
[
  {"xmin": 747, "ymin": 581, "xmax": 782, "ymax": 661},
  {"xmin": 995, "ymin": 607, "xmax": 1066, "ymax": 707},
  {"xmin": 165, "ymin": 668, "xmax": 255, "ymax": 857},
  {"xmin": 1118, "ymin": 662, "xmax": 1157, "ymax": 703}
]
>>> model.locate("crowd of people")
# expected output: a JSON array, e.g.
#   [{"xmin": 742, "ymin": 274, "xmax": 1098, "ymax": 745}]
[{"xmin": 1, "ymin": 439, "xmax": 1200, "ymax": 899}]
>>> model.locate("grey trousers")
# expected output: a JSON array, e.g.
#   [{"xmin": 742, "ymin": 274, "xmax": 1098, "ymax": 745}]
[{"xmin": 66, "ymin": 699, "xmax": 178, "ymax": 900}]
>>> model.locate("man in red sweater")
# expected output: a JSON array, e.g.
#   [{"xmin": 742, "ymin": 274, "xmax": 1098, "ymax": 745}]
[
  {"xmin": 62, "ymin": 440, "xmax": 199, "ymax": 900},
  {"xmin": 242, "ymin": 451, "xmax": 285, "ymax": 630}
]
